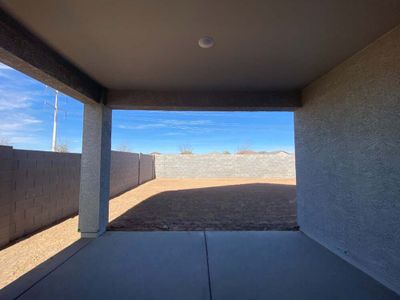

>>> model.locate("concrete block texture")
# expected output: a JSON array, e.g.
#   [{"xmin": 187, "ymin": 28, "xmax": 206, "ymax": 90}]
[
  {"xmin": 0, "ymin": 144, "xmax": 154, "ymax": 247},
  {"xmin": 0, "ymin": 146, "xmax": 14, "ymax": 247},
  {"xmin": 295, "ymin": 25, "xmax": 400, "ymax": 294},
  {"xmin": 139, "ymin": 154, "xmax": 155, "ymax": 184},
  {"xmin": 109, "ymin": 151, "xmax": 139, "ymax": 197},
  {"xmin": 155, "ymin": 153, "xmax": 295, "ymax": 179},
  {"xmin": 10, "ymin": 150, "xmax": 81, "ymax": 241}
]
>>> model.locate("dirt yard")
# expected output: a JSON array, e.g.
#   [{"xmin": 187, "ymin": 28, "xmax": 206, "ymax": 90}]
[
  {"xmin": 0, "ymin": 178, "xmax": 296, "ymax": 289},
  {"xmin": 109, "ymin": 178, "xmax": 297, "ymax": 231}
]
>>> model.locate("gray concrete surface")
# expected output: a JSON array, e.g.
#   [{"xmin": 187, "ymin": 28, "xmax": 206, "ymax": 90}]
[
  {"xmin": 295, "ymin": 25, "xmax": 400, "ymax": 293},
  {"xmin": 155, "ymin": 153, "xmax": 295, "ymax": 179},
  {"xmin": 0, "ymin": 239, "xmax": 91, "ymax": 300},
  {"xmin": 78, "ymin": 103, "xmax": 112, "ymax": 238},
  {"xmin": 1, "ymin": 231, "xmax": 397, "ymax": 300},
  {"xmin": 13, "ymin": 232, "xmax": 210, "ymax": 300},
  {"xmin": 206, "ymin": 231, "xmax": 398, "ymax": 300}
]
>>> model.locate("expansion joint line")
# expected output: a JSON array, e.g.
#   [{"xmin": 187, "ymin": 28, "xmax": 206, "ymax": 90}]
[{"xmin": 203, "ymin": 231, "xmax": 213, "ymax": 300}]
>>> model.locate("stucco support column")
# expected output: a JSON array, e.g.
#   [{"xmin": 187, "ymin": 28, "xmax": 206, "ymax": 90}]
[{"xmin": 78, "ymin": 103, "xmax": 112, "ymax": 238}]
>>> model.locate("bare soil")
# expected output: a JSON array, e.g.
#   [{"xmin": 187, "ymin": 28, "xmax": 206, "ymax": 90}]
[
  {"xmin": 109, "ymin": 178, "xmax": 297, "ymax": 231},
  {"xmin": 0, "ymin": 178, "xmax": 296, "ymax": 289}
]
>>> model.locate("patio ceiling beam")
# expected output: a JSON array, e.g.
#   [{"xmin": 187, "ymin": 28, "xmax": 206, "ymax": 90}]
[
  {"xmin": 107, "ymin": 90, "xmax": 302, "ymax": 111},
  {"xmin": 0, "ymin": 8, "xmax": 105, "ymax": 104}
]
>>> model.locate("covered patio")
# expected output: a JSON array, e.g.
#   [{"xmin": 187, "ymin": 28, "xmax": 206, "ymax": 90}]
[
  {"xmin": 0, "ymin": 1, "xmax": 399, "ymax": 299},
  {"xmin": 1, "ymin": 231, "xmax": 397, "ymax": 299}
]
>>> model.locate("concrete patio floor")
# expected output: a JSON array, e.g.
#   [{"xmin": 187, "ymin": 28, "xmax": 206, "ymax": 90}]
[{"xmin": 0, "ymin": 231, "xmax": 397, "ymax": 300}]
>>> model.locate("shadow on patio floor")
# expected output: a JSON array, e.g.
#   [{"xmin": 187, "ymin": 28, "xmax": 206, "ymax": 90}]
[{"xmin": 108, "ymin": 183, "xmax": 297, "ymax": 231}]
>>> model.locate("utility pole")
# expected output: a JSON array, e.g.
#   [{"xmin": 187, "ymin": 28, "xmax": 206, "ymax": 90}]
[{"xmin": 51, "ymin": 90, "xmax": 59, "ymax": 152}]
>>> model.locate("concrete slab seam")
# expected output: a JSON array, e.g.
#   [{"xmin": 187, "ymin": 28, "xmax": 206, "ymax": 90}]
[
  {"xmin": 203, "ymin": 231, "xmax": 213, "ymax": 300},
  {"xmin": 14, "ymin": 239, "xmax": 92, "ymax": 299}
]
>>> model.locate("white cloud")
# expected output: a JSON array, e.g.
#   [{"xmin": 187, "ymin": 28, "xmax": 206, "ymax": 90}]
[
  {"xmin": 117, "ymin": 119, "xmax": 213, "ymax": 131},
  {"xmin": 0, "ymin": 116, "xmax": 41, "ymax": 132},
  {"xmin": 164, "ymin": 132, "xmax": 186, "ymax": 136},
  {"xmin": 118, "ymin": 123, "xmax": 167, "ymax": 130},
  {"xmin": 0, "ymin": 63, "xmax": 14, "ymax": 80},
  {"xmin": 0, "ymin": 93, "xmax": 32, "ymax": 110},
  {"xmin": 162, "ymin": 119, "xmax": 212, "ymax": 126},
  {"xmin": 0, "ymin": 63, "xmax": 12, "ymax": 70},
  {"xmin": 0, "ymin": 113, "xmax": 43, "ymax": 146}
]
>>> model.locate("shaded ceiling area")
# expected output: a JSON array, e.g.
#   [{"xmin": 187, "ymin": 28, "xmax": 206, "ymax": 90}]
[{"xmin": 1, "ymin": 0, "xmax": 400, "ymax": 92}]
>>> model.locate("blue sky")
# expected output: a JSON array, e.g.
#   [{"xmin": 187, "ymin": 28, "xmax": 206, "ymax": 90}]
[{"xmin": 0, "ymin": 62, "xmax": 294, "ymax": 154}]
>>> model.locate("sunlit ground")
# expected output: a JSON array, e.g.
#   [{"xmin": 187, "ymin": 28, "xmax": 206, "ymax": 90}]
[{"xmin": 0, "ymin": 178, "xmax": 295, "ymax": 289}]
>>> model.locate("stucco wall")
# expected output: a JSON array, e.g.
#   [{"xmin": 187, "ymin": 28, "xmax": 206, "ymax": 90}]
[
  {"xmin": 155, "ymin": 153, "xmax": 295, "ymax": 179},
  {"xmin": 295, "ymin": 26, "xmax": 400, "ymax": 293}
]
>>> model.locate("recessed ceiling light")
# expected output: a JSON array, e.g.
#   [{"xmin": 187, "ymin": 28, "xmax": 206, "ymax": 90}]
[{"xmin": 198, "ymin": 36, "xmax": 215, "ymax": 49}]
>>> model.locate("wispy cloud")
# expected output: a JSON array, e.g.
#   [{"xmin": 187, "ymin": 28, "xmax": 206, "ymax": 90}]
[
  {"xmin": 162, "ymin": 120, "xmax": 212, "ymax": 126},
  {"xmin": 0, "ymin": 63, "xmax": 17, "ymax": 80},
  {"xmin": 118, "ymin": 123, "xmax": 167, "ymax": 130},
  {"xmin": 0, "ymin": 69, "xmax": 46, "ymax": 146},
  {"xmin": 0, "ymin": 115, "xmax": 41, "ymax": 132},
  {"xmin": 0, "ymin": 63, "xmax": 12, "ymax": 70},
  {"xmin": 164, "ymin": 132, "xmax": 186, "ymax": 136},
  {"xmin": 0, "ymin": 112, "xmax": 43, "ymax": 146},
  {"xmin": 0, "ymin": 91, "xmax": 32, "ymax": 110},
  {"xmin": 117, "ymin": 119, "xmax": 213, "ymax": 131}
]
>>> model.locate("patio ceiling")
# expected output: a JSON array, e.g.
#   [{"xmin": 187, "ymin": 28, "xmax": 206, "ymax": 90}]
[{"xmin": 1, "ymin": 0, "xmax": 400, "ymax": 109}]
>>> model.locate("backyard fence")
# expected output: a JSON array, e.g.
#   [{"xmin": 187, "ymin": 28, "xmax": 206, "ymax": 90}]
[
  {"xmin": 154, "ymin": 153, "xmax": 295, "ymax": 179},
  {"xmin": 0, "ymin": 146, "xmax": 154, "ymax": 247},
  {"xmin": 0, "ymin": 148, "xmax": 294, "ymax": 248}
]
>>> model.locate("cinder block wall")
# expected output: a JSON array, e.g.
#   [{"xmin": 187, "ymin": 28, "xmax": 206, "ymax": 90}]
[
  {"xmin": 0, "ymin": 147, "xmax": 154, "ymax": 247},
  {"xmin": 139, "ymin": 154, "xmax": 155, "ymax": 184},
  {"xmin": 110, "ymin": 151, "xmax": 140, "ymax": 197},
  {"xmin": 10, "ymin": 149, "xmax": 81, "ymax": 244},
  {"xmin": 0, "ymin": 146, "xmax": 14, "ymax": 248},
  {"xmin": 295, "ymin": 26, "xmax": 400, "ymax": 293},
  {"xmin": 155, "ymin": 153, "xmax": 295, "ymax": 179}
]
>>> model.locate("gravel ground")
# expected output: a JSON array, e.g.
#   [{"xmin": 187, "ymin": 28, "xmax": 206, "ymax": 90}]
[{"xmin": 0, "ymin": 178, "xmax": 296, "ymax": 289}]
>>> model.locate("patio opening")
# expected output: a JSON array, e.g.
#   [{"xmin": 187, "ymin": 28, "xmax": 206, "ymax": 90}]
[{"xmin": 109, "ymin": 110, "xmax": 296, "ymax": 231}]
